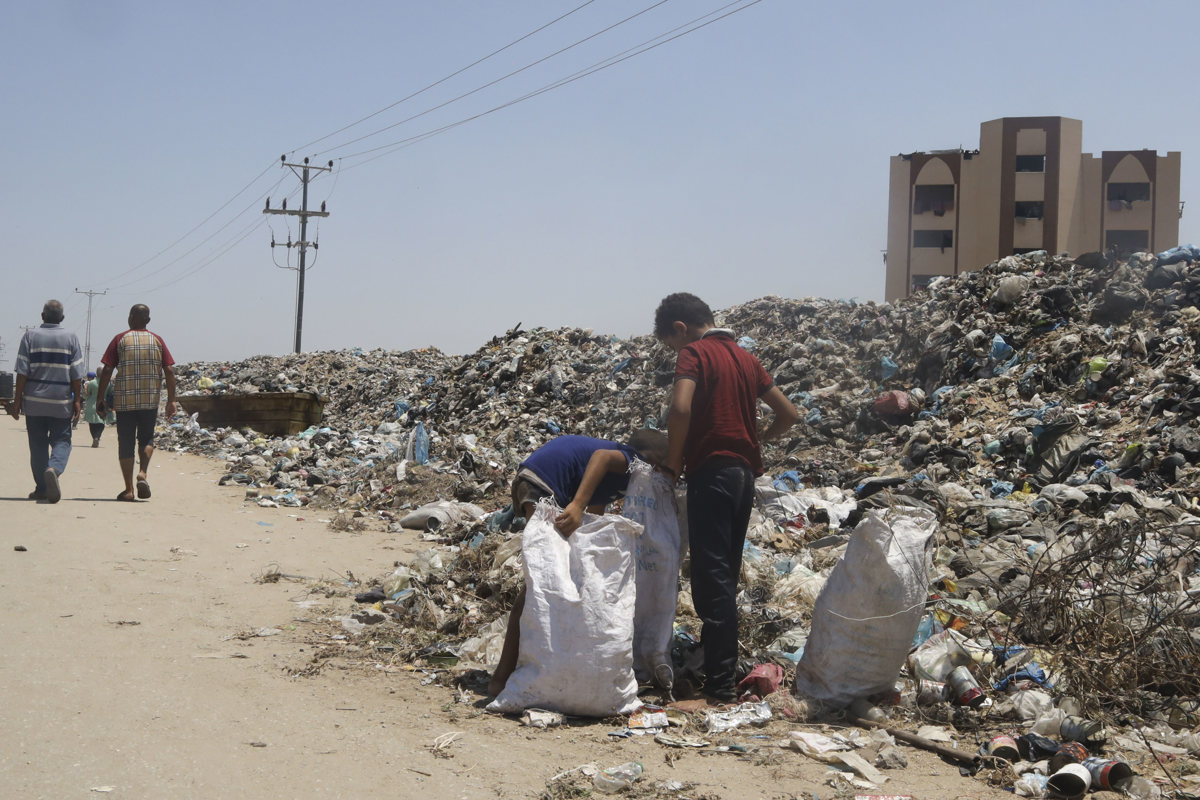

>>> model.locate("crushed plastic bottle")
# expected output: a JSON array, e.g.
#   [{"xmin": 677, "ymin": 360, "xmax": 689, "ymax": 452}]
[{"xmin": 593, "ymin": 761, "xmax": 643, "ymax": 793}]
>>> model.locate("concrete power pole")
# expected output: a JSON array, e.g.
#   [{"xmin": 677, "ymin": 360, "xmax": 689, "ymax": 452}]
[
  {"xmin": 264, "ymin": 156, "xmax": 331, "ymax": 354},
  {"xmin": 75, "ymin": 287, "xmax": 108, "ymax": 369}
]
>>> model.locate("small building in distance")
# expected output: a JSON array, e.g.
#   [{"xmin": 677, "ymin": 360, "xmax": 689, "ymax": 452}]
[{"xmin": 885, "ymin": 116, "xmax": 1181, "ymax": 301}]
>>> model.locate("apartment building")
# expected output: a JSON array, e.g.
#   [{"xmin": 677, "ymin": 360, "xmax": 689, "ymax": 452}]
[{"xmin": 885, "ymin": 116, "xmax": 1181, "ymax": 301}]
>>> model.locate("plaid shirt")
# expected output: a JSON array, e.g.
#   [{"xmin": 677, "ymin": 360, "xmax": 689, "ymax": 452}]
[{"xmin": 101, "ymin": 329, "xmax": 174, "ymax": 412}]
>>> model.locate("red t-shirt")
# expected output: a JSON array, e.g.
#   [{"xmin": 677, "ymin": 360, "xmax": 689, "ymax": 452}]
[{"xmin": 674, "ymin": 330, "xmax": 774, "ymax": 476}]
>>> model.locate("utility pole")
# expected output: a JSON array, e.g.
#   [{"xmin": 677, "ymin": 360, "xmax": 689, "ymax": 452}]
[
  {"xmin": 264, "ymin": 156, "xmax": 332, "ymax": 354},
  {"xmin": 75, "ymin": 287, "xmax": 108, "ymax": 369}
]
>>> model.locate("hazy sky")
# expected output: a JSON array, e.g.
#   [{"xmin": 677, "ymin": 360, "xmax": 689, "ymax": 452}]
[{"xmin": 3, "ymin": 0, "xmax": 1197, "ymax": 368}]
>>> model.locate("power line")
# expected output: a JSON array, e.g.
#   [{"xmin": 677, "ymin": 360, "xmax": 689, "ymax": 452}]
[
  {"xmin": 311, "ymin": 0, "xmax": 675, "ymax": 160},
  {"xmin": 335, "ymin": 0, "xmax": 764, "ymax": 167},
  {"xmin": 90, "ymin": 0, "xmax": 764, "ymax": 301},
  {"xmin": 103, "ymin": 160, "xmax": 279, "ymax": 284},
  {"xmin": 290, "ymin": 0, "xmax": 601, "ymax": 155}
]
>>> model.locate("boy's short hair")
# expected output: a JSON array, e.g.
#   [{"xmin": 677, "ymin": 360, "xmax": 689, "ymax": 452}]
[
  {"xmin": 653, "ymin": 292, "xmax": 714, "ymax": 338},
  {"xmin": 628, "ymin": 428, "xmax": 669, "ymax": 467}
]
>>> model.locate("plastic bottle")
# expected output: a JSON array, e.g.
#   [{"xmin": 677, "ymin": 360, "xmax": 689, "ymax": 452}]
[{"xmin": 593, "ymin": 762, "xmax": 644, "ymax": 793}]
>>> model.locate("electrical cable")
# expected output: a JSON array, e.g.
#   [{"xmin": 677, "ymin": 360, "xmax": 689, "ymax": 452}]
[
  {"xmin": 336, "ymin": 0, "xmax": 763, "ymax": 168},
  {"xmin": 289, "ymin": 0, "xmax": 599, "ymax": 155},
  {"xmin": 312, "ymin": 0, "xmax": 674, "ymax": 159},
  {"xmin": 102, "ymin": 160, "xmax": 278, "ymax": 284},
  {"xmin": 106, "ymin": 175, "xmax": 290, "ymax": 291}
]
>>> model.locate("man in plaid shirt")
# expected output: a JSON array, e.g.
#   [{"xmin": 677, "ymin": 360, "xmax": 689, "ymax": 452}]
[{"xmin": 96, "ymin": 304, "xmax": 177, "ymax": 502}]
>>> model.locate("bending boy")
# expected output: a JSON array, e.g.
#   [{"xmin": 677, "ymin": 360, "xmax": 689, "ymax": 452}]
[{"xmin": 488, "ymin": 430, "xmax": 669, "ymax": 696}]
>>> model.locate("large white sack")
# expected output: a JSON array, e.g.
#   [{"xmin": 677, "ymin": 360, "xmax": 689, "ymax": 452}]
[
  {"xmin": 621, "ymin": 459, "xmax": 684, "ymax": 684},
  {"xmin": 794, "ymin": 507, "xmax": 936, "ymax": 706},
  {"xmin": 487, "ymin": 502, "xmax": 642, "ymax": 716}
]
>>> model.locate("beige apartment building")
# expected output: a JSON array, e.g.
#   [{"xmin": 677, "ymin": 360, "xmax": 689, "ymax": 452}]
[{"xmin": 885, "ymin": 116, "xmax": 1182, "ymax": 301}]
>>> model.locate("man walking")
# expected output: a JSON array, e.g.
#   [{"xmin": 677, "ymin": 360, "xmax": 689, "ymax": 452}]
[
  {"xmin": 96, "ymin": 304, "xmax": 177, "ymax": 502},
  {"xmin": 8, "ymin": 299, "xmax": 86, "ymax": 503}
]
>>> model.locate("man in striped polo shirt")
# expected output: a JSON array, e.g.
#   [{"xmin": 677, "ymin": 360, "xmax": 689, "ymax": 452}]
[
  {"xmin": 96, "ymin": 304, "xmax": 177, "ymax": 502},
  {"xmin": 8, "ymin": 299, "xmax": 85, "ymax": 503}
]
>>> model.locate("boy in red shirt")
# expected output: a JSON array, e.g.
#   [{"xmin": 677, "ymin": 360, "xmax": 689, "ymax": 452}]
[{"xmin": 654, "ymin": 293, "xmax": 798, "ymax": 702}]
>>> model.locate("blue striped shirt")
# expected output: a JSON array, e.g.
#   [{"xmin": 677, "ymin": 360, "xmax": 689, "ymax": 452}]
[{"xmin": 15, "ymin": 323, "xmax": 85, "ymax": 418}]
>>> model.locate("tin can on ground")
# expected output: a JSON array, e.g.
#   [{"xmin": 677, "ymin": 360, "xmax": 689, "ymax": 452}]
[
  {"xmin": 916, "ymin": 679, "xmax": 947, "ymax": 705},
  {"xmin": 1083, "ymin": 757, "xmax": 1134, "ymax": 791},
  {"xmin": 1049, "ymin": 741, "xmax": 1091, "ymax": 772},
  {"xmin": 947, "ymin": 666, "xmax": 985, "ymax": 707},
  {"xmin": 1060, "ymin": 714, "xmax": 1106, "ymax": 745},
  {"xmin": 1046, "ymin": 763, "xmax": 1091, "ymax": 800},
  {"xmin": 983, "ymin": 734, "xmax": 1020, "ymax": 761}
]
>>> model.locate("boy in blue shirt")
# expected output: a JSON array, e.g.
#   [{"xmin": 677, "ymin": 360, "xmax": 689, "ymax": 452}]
[{"xmin": 488, "ymin": 429, "xmax": 669, "ymax": 696}]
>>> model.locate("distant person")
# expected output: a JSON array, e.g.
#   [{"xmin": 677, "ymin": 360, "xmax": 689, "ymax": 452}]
[
  {"xmin": 9, "ymin": 299, "xmax": 86, "ymax": 503},
  {"xmin": 82, "ymin": 370, "xmax": 107, "ymax": 447},
  {"xmin": 653, "ymin": 292, "xmax": 798, "ymax": 704},
  {"xmin": 96, "ymin": 304, "xmax": 178, "ymax": 502},
  {"xmin": 488, "ymin": 430, "xmax": 670, "ymax": 697}
]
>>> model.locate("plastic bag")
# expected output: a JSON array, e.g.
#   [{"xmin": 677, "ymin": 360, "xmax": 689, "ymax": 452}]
[
  {"xmin": 621, "ymin": 459, "xmax": 684, "ymax": 684},
  {"xmin": 487, "ymin": 502, "xmax": 642, "ymax": 716},
  {"xmin": 794, "ymin": 507, "xmax": 936, "ymax": 705}
]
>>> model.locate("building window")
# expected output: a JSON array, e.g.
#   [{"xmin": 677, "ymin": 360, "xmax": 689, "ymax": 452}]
[
  {"xmin": 914, "ymin": 230, "xmax": 953, "ymax": 250},
  {"xmin": 913, "ymin": 184, "xmax": 955, "ymax": 215},
  {"xmin": 911, "ymin": 274, "xmax": 940, "ymax": 293},
  {"xmin": 1105, "ymin": 229, "xmax": 1149, "ymax": 254},
  {"xmin": 1016, "ymin": 155, "xmax": 1046, "ymax": 172},
  {"xmin": 1107, "ymin": 182, "xmax": 1150, "ymax": 210},
  {"xmin": 1015, "ymin": 201, "xmax": 1044, "ymax": 220}
]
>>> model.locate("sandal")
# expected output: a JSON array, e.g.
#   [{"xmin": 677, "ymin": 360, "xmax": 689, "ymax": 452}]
[
  {"xmin": 116, "ymin": 491, "xmax": 138, "ymax": 502},
  {"xmin": 136, "ymin": 478, "xmax": 151, "ymax": 499}
]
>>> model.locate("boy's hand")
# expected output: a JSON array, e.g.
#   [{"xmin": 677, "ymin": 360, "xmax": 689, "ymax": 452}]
[{"xmin": 553, "ymin": 502, "xmax": 584, "ymax": 537}]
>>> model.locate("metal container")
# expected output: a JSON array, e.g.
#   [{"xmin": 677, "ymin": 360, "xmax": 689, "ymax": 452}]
[
  {"xmin": 917, "ymin": 679, "xmax": 947, "ymax": 705},
  {"xmin": 983, "ymin": 734, "xmax": 1020, "ymax": 761},
  {"xmin": 947, "ymin": 666, "xmax": 985, "ymax": 707},
  {"xmin": 1060, "ymin": 714, "xmax": 1106, "ymax": 746},
  {"xmin": 177, "ymin": 391, "xmax": 324, "ymax": 436},
  {"xmin": 1083, "ymin": 757, "xmax": 1134, "ymax": 791}
]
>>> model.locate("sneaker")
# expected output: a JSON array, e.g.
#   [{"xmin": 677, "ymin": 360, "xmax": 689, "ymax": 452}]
[
  {"xmin": 92, "ymin": 438, "xmax": 100, "ymax": 448},
  {"xmin": 43, "ymin": 468, "xmax": 61, "ymax": 503}
]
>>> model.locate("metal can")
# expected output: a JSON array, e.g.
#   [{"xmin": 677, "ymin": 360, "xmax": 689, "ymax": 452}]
[
  {"xmin": 983, "ymin": 734, "xmax": 1020, "ymax": 761},
  {"xmin": 1049, "ymin": 741, "xmax": 1090, "ymax": 772},
  {"xmin": 916, "ymin": 679, "xmax": 947, "ymax": 705},
  {"xmin": 1082, "ymin": 757, "xmax": 1134, "ymax": 791},
  {"xmin": 947, "ymin": 666, "xmax": 985, "ymax": 707},
  {"xmin": 1060, "ymin": 714, "xmax": 1106, "ymax": 745}
]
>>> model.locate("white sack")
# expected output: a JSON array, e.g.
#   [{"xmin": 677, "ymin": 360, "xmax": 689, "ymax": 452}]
[
  {"xmin": 487, "ymin": 502, "xmax": 642, "ymax": 716},
  {"xmin": 794, "ymin": 507, "xmax": 936, "ymax": 706},
  {"xmin": 622, "ymin": 459, "xmax": 684, "ymax": 684}
]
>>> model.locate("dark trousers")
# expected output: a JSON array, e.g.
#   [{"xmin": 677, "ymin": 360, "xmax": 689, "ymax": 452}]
[
  {"xmin": 686, "ymin": 458, "xmax": 754, "ymax": 698},
  {"xmin": 89, "ymin": 422, "xmax": 105, "ymax": 440}
]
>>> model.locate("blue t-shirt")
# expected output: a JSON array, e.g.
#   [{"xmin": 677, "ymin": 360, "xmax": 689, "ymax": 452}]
[{"xmin": 520, "ymin": 435, "xmax": 638, "ymax": 508}]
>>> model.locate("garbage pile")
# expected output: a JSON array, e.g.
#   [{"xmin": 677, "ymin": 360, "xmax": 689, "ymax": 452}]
[{"xmin": 161, "ymin": 246, "xmax": 1200, "ymax": 794}]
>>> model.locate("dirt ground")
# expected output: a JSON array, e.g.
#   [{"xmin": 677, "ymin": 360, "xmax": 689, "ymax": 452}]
[{"xmin": 0, "ymin": 418, "xmax": 1018, "ymax": 799}]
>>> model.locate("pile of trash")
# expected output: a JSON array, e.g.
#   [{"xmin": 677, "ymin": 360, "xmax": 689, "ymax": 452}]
[{"xmin": 160, "ymin": 245, "xmax": 1200, "ymax": 796}]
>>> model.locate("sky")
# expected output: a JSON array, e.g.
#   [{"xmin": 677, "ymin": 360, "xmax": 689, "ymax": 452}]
[{"xmin": 3, "ymin": 0, "xmax": 1198, "ymax": 369}]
